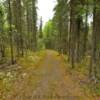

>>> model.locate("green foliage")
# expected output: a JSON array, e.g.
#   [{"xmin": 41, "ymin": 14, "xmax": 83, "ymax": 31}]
[
  {"xmin": 43, "ymin": 20, "xmax": 57, "ymax": 49},
  {"xmin": 37, "ymin": 38, "xmax": 45, "ymax": 50}
]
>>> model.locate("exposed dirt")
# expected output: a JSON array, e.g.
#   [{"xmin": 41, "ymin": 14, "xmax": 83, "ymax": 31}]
[{"xmin": 1, "ymin": 50, "xmax": 98, "ymax": 100}]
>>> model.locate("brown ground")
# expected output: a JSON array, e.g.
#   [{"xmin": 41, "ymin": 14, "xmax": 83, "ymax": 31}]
[{"xmin": 2, "ymin": 50, "xmax": 99, "ymax": 100}]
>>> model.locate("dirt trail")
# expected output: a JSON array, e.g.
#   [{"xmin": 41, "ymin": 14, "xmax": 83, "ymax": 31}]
[{"xmin": 6, "ymin": 50, "xmax": 95, "ymax": 100}]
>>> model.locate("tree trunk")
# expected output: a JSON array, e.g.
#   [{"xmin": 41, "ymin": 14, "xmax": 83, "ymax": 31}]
[{"xmin": 8, "ymin": 0, "xmax": 14, "ymax": 64}]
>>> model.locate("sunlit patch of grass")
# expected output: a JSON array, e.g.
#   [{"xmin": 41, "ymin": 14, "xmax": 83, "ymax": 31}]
[
  {"xmin": 0, "ymin": 70, "xmax": 18, "ymax": 99},
  {"xmin": 60, "ymin": 54, "xmax": 68, "ymax": 63},
  {"xmin": 17, "ymin": 50, "xmax": 46, "ymax": 69}
]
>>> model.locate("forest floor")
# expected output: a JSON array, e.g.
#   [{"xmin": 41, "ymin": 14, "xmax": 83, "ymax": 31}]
[{"xmin": 0, "ymin": 50, "xmax": 100, "ymax": 100}]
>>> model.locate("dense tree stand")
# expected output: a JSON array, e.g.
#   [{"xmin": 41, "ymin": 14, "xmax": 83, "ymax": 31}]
[{"xmin": 0, "ymin": 0, "xmax": 100, "ymax": 99}]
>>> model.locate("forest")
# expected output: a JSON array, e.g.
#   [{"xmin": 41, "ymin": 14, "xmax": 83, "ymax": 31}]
[{"xmin": 0, "ymin": 0, "xmax": 100, "ymax": 99}]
